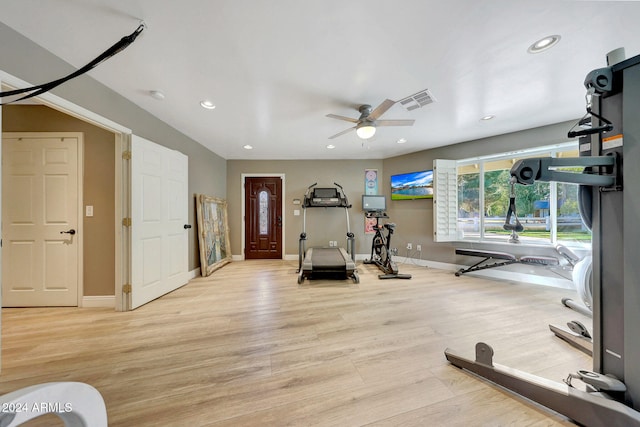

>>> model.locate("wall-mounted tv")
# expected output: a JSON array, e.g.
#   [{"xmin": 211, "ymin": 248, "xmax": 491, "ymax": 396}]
[
  {"xmin": 362, "ymin": 194, "xmax": 386, "ymax": 212},
  {"xmin": 391, "ymin": 170, "xmax": 433, "ymax": 200}
]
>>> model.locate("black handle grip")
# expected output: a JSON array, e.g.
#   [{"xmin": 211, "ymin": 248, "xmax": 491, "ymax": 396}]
[
  {"xmin": 184, "ymin": 224, "xmax": 192, "ymax": 229},
  {"xmin": 60, "ymin": 229, "xmax": 76, "ymax": 235}
]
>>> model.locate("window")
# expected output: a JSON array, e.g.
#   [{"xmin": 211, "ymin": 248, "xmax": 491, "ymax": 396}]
[
  {"xmin": 439, "ymin": 143, "xmax": 591, "ymax": 247},
  {"xmin": 259, "ymin": 190, "xmax": 268, "ymax": 235}
]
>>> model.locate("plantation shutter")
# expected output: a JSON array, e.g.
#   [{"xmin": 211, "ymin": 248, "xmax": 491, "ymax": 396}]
[{"xmin": 433, "ymin": 159, "xmax": 458, "ymax": 242}]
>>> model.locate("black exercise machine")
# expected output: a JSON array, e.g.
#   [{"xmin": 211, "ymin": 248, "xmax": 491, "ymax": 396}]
[
  {"xmin": 362, "ymin": 195, "xmax": 411, "ymax": 279},
  {"xmin": 297, "ymin": 183, "xmax": 359, "ymax": 284},
  {"xmin": 454, "ymin": 248, "xmax": 559, "ymax": 276},
  {"xmin": 503, "ymin": 176, "xmax": 524, "ymax": 243},
  {"xmin": 445, "ymin": 50, "xmax": 640, "ymax": 426}
]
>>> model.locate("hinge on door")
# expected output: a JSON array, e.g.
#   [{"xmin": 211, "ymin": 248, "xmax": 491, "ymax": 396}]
[
  {"xmin": 122, "ymin": 218, "xmax": 132, "ymax": 227},
  {"xmin": 122, "ymin": 150, "xmax": 132, "ymax": 160},
  {"xmin": 122, "ymin": 284, "xmax": 132, "ymax": 294}
]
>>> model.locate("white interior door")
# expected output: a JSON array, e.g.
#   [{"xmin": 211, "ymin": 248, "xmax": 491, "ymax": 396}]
[
  {"xmin": 130, "ymin": 135, "xmax": 188, "ymax": 309},
  {"xmin": 2, "ymin": 133, "xmax": 81, "ymax": 307}
]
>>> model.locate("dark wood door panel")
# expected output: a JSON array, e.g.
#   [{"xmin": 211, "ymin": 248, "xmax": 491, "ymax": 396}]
[{"xmin": 245, "ymin": 176, "xmax": 282, "ymax": 259}]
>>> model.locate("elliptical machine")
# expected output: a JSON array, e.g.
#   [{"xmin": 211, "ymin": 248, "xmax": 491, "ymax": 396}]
[{"xmin": 362, "ymin": 195, "xmax": 411, "ymax": 279}]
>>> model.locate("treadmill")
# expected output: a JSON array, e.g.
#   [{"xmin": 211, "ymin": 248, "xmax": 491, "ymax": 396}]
[{"xmin": 297, "ymin": 183, "xmax": 359, "ymax": 284}]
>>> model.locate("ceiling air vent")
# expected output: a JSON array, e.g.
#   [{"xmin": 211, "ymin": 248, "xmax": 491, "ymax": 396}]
[{"xmin": 399, "ymin": 89, "xmax": 436, "ymax": 111}]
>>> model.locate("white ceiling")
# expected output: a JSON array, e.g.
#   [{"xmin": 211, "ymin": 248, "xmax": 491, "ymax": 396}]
[{"xmin": 2, "ymin": 1, "xmax": 640, "ymax": 160}]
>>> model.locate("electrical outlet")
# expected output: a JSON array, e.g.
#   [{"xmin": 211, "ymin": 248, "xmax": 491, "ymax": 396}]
[
  {"xmin": 417, "ymin": 244, "xmax": 422, "ymax": 251},
  {"xmin": 407, "ymin": 243, "xmax": 412, "ymax": 250}
]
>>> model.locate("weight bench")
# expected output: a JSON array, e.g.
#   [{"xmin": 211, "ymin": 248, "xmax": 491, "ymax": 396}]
[{"xmin": 454, "ymin": 248, "xmax": 559, "ymax": 276}]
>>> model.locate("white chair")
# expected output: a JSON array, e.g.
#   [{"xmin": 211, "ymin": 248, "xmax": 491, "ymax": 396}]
[{"xmin": 0, "ymin": 382, "xmax": 107, "ymax": 427}]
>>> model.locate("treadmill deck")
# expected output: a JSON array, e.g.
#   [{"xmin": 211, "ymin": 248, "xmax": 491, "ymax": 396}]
[{"xmin": 298, "ymin": 247, "xmax": 359, "ymax": 283}]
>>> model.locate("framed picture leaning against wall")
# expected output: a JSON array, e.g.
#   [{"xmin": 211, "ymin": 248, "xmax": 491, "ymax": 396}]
[{"xmin": 196, "ymin": 194, "xmax": 231, "ymax": 276}]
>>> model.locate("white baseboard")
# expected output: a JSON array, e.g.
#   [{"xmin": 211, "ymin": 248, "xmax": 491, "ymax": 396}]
[
  {"xmin": 81, "ymin": 296, "xmax": 115, "ymax": 308},
  {"xmin": 86, "ymin": 268, "xmax": 201, "ymax": 309},
  {"xmin": 237, "ymin": 254, "xmax": 575, "ymax": 290},
  {"xmin": 189, "ymin": 267, "xmax": 201, "ymax": 280},
  {"xmin": 284, "ymin": 253, "xmax": 370, "ymax": 262}
]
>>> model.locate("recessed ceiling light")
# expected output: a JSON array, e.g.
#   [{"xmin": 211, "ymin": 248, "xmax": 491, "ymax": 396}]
[
  {"xmin": 528, "ymin": 35, "xmax": 561, "ymax": 54},
  {"xmin": 481, "ymin": 115, "xmax": 495, "ymax": 121},
  {"xmin": 243, "ymin": 144, "xmax": 253, "ymax": 150},
  {"xmin": 326, "ymin": 144, "xmax": 336, "ymax": 149},
  {"xmin": 396, "ymin": 138, "xmax": 407, "ymax": 144},
  {"xmin": 200, "ymin": 100, "xmax": 216, "ymax": 109},
  {"xmin": 149, "ymin": 90, "xmax": 165, "ymax": 100}
]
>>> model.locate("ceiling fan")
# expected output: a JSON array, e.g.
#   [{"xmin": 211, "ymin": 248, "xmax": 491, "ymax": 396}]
[{"xmin": 326, "ymin": 99, "xmax": 415, "ymax": 140}]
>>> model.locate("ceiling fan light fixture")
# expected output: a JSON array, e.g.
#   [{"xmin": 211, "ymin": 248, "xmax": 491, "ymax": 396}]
[{"xmin": 356, "ymin": 123, "xmax": 376, "ymax": 140}]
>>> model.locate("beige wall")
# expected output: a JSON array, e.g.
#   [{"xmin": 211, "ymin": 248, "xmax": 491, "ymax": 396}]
[
  {"xmin": 227, "ymin": 159, "xmax": 384, "ymax": 257},
  {"xmin": 3, "ymin": 105, "xmax": 115, "ymax": 296}
]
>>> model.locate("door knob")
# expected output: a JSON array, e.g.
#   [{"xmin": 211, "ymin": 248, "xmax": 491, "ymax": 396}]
[
  {"xmin": 60, "ymin": 229, "xmax": 76, "ymax": 235},
  {"xmin": 184, "ymin": 224, "xmax": 192, "ymax": 229}
]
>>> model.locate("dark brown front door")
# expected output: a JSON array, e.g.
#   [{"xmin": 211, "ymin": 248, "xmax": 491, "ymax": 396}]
[{"xmin": 245, "ymin": 176, "xmax": 283, "ymax": 259}]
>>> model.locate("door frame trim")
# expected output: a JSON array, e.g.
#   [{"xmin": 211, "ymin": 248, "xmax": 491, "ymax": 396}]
[
  {"xmin": 1, "ymin": 70, "xmax": 132, "ymax": 311},
  {"xmin": 241, "ymin": 173, "xmax": 285, "ymax": 260}
]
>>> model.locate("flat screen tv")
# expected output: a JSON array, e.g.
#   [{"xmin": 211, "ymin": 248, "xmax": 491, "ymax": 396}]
[
  {"xmin": 362, "ymin": 194, "xmax": 386, "ymax": 212},
  {"xmin": 390, "ymin": 170, "xmax": 433, "ymax": 200}
]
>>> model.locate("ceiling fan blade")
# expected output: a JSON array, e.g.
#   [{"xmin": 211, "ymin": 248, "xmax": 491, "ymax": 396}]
[
  {"xmin": 367, "ymin": 99, "xmax": 396, "ymax": 121},
  {"xmin": 375, "ymin": 119, "xmax": 415, "ymax": 126},
  {"xmin": 328, "ymin": 126, "xmax": 356, "ymax": 139},
  {"xmin": 326, "ymin": 113, "xmax": 359, "ymax": 123}
]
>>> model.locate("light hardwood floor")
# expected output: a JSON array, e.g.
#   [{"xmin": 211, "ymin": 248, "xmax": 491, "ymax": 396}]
[{"xmin": 0, "ymin": 260, "xmax": 592, "ymax": 426}]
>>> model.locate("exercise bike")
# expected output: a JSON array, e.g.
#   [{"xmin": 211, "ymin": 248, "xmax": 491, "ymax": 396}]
[{"xmin": 363, "ymin": 211, "xmax": 411, "ymax": 279}]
